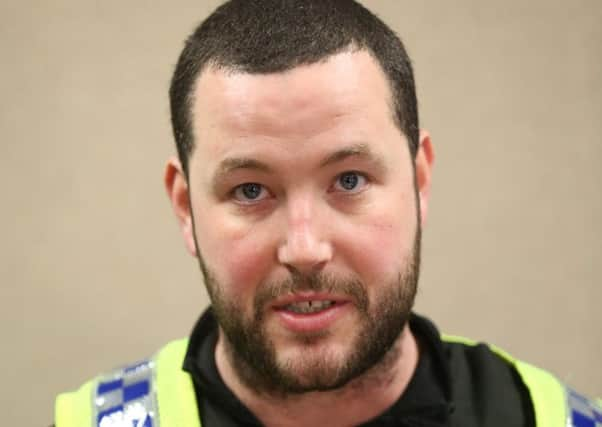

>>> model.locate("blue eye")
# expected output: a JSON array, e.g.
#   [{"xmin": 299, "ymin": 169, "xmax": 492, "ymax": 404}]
[
  {"xmin": 334, "ymin": 172, "xmax": 367, "ymax": 192},
  {"xmin": 233, "ymin": 183, "xmax": 267, "ymax": 202}
]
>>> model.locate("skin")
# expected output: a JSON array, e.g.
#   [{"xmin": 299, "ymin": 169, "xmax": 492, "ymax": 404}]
[{"xmin": 165, "ymin": 50, "xmax": 434, "ymax": 426}]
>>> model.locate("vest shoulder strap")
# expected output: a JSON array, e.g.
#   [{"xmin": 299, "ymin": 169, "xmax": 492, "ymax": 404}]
[
  {"xmin": 155, "ymin": 338, "xmax": 200, "ymax": 427},
  {"xmin": 55, "ymin": 338, "xmax": 200, "ymax": 427},
  {"xmin": 442, "ymin": 334, "xmax": 601, "ymax": 427}
]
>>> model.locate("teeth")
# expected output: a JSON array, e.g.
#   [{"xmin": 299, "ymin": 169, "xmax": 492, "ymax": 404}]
[{"xmin": 285, "ymin": 300, "xmax": 335, "ymax": 314}]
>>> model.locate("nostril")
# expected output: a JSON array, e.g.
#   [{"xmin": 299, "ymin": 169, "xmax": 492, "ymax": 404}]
[{"xmin": 282, "ymin": 260, "xmax": 329, "ymax": 276}]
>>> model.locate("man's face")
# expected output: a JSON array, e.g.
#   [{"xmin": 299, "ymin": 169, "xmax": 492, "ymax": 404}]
[{"xmin": 169, "ymin": 50, "xmax": 433, "ymax": 393}]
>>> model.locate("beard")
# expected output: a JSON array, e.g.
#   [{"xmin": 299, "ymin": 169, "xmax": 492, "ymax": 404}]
[{"xmin": 197, "ymin": 229, "xmax": 421, "ymax": 396}]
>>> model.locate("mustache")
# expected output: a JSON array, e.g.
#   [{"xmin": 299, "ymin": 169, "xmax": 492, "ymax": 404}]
[{"xmin": 253, "ymin": 271, "xmax": 369, "ymax": 316}]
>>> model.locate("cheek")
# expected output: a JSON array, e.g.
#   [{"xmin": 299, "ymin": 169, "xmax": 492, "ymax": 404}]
[
  {"xmin": 222, "ymin": 238, "xmax": 273, "ymax": 294},
  {"xmin": 193, "ymin": 208, "xmax": 276, "ymax": 297},
  {"xmin": 341, "ymin": 197, "xmax": 418, "ymax": 284}
]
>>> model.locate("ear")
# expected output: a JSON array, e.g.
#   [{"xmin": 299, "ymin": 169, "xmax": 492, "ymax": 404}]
[
  {"xmin": 414, "ymin": 130, "xmax": 435, "ymax": 227},
  {"xmin": 164, "ymin": 157, "xmax": 198, "ymax": 257}
]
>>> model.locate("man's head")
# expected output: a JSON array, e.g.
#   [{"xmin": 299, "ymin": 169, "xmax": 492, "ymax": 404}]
[
  {"xmin": 165, "ymin": 0, "xmax": 434, "ymax": 395},
  {"xmin": 169, "ymin": 0, "xmax": 419, "ymax": 177}
]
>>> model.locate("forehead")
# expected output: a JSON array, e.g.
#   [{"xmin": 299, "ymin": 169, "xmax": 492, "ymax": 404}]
[
  {"xmin": 197, "ymin": 50, "xmax": 394, "ymax": 132},
  {"xmin": 190, "ymin": 50, "xmax": 400, "ymax": 168}
]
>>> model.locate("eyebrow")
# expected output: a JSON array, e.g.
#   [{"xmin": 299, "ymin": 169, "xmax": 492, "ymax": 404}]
[
  {"xmin": 210, "ymin": 157, "xmax": 272, "ymax": 193},
  {"xmin": 212, "ymin": 143, "xmax": 386, "ymax": 188},
  {"xmin": 215, "ymin": 157, "xmax": 272, "ymax": 177},
  {"xmin": 319, "ymin": 143, "xmax": 385, "ymax": 171}
]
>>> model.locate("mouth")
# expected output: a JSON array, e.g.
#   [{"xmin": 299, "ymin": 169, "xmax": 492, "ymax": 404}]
[
  {"xmin": 271, "ymin": 294, "xmax": 351, "ymax": 333},
  {"xmin": 280, "ymin": 299, "xmax": 339, "ymax": 314}
]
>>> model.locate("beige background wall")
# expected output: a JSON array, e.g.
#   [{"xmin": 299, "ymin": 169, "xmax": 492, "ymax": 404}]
[{"xmin": 1, "ymin": 1, "xmax": 600, "ymax": 425}]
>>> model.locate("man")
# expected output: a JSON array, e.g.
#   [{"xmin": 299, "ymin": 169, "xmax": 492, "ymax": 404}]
[{"xmin": 54, "ymin": 1, "xmax": 600, "ymax": 426}]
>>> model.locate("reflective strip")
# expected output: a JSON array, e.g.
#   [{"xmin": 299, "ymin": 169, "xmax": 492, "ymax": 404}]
[
  {"xmin": 95, "ymin": 389, "xmax": 123, "ymax": 413},
  {"xmin": 568, "ymin": 388, "xmax": 602, "ymax": 427},
  {"xmin": 93, "ymin": 359, "xmax": 159, "ymax": 427}
]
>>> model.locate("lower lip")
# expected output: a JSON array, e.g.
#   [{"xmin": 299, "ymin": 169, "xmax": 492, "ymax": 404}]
[{"xmin": 274, "ymin": 302, "xmax": 350, "ymax": 333}]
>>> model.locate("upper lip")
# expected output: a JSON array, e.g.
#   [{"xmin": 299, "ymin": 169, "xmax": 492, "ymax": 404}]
[{"xmin": 270, "ymin": 292, "xmax": 350, "ymax": 309}]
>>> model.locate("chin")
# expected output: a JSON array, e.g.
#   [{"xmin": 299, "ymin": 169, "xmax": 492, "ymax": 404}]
[{"xmin": 272, "ymin": 338, "xmax": 359, "ymax": 390}]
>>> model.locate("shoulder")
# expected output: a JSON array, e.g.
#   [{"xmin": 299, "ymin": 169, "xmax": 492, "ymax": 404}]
[
  {"xmin": 442, "ymin": 337, "xmax": 535, "ymax": 426},
  {"xmin": 442, "ymin": 335, "xmax": 601, "ymax": 427},
  {"xmin": 54, "ymin": 339, "xmax": 195, "ymax": 427}
]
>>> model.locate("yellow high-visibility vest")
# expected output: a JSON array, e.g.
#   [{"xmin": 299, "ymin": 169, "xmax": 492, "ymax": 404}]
[{"xmin": 55, "ymin": 337, "xmax": 601, "ymax": 427}]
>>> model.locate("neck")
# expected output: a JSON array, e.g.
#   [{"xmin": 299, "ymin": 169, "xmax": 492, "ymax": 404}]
[{"xmin": 215, "ymin": 324, "xmax": 420, "ymax": 427}]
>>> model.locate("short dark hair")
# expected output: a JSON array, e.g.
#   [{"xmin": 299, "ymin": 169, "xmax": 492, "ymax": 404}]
[{"xmin": 169, "ymin": 0, "xmax": 419, "ymax": 176}]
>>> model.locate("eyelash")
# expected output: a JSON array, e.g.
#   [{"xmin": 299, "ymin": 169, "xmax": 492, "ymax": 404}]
[
  {"xmin": 331, "ymin": 171, "xmax": 369, "ymax": 194},
  {"xmin": 230, "ymin": 171, "xmax": 370, "ymax": 204},
  {"xmin": 231, "ymin": 183, "xmax": 270, "ymax": 204}
]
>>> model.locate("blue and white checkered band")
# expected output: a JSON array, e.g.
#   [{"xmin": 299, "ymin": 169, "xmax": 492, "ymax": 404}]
[
  {"xmin": 92, "ymin": 359, "xmax": 159, "ymax": 427},
  {"xmin": 568, "ymin": 388, "xmax": 602, "ymax": 427}
]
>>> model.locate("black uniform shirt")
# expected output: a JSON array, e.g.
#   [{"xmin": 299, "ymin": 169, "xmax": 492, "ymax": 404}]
[{"xmin": 182, "ymin": 309, "xmax": 535, "ymax": 426}]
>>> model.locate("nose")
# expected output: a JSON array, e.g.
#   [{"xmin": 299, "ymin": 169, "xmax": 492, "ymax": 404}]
[{"xmin": 277, "ymin": 199, "xmax": 333, "ymax": 274}]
